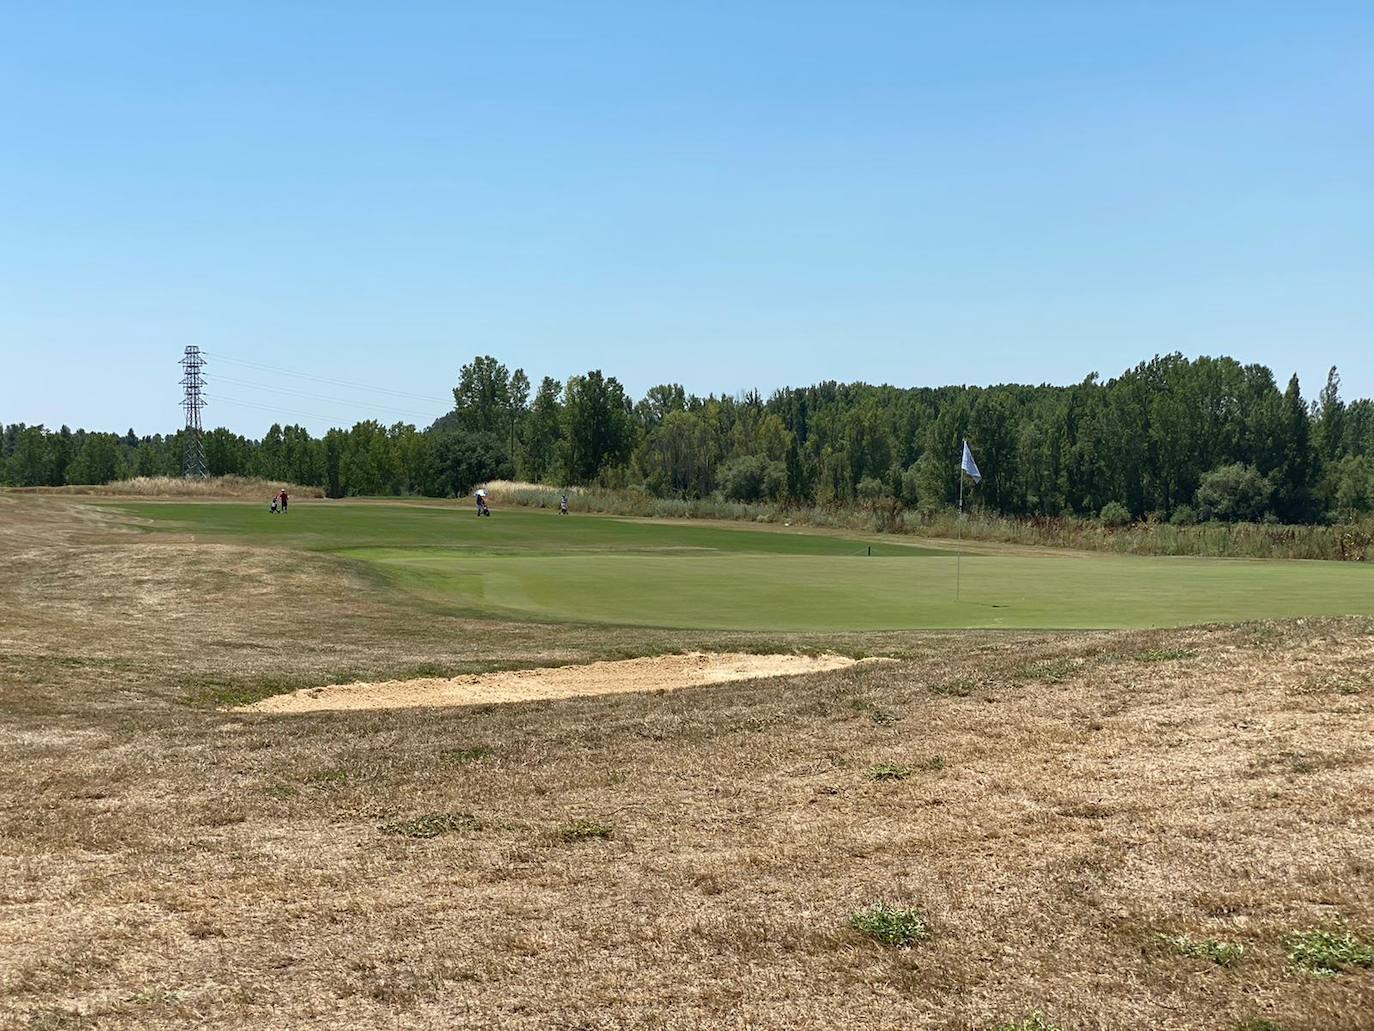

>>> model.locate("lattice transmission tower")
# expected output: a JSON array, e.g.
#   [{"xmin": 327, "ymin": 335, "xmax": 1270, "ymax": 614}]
[{"xmin": 179, "ymin": 346, "xmax": 208, "ymax": 478}]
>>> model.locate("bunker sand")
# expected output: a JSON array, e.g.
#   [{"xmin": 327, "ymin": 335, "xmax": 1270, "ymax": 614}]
[{"xmin": 239, "ymin": 651, "xmax": 880, "ymax": 713}]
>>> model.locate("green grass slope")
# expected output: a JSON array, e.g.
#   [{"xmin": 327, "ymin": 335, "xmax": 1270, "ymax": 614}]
[{"xmin": 113, "ymin": 500, "xmax": 1374, "ymax": 631}]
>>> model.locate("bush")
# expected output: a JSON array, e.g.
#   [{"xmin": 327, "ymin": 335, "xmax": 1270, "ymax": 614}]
[
  {"xmin": 1099, "ymin": 501, "xmax": 1132, "ymax": 527},
  {"xmin": 1195, "ymin": 463, "xmax": 1272, "ymax": 523},
  {"xmin": 1169, "ymin": 504, "xmax": 1198, "ymax": 526},
  {"xmin": 856, "ymin": 477, "xmax": 885, "ymax": 504},
  {"xmin": 717, "ymin": 455, "xmax": 771, "ymax": 503}
]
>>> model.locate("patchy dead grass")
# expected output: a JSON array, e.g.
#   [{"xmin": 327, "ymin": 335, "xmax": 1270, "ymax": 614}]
[
  {"xmin": 1, "ymin": 494, "xmax": 1372, "ymax": 1030},
  {"xmin": 5, "ymin": 475, "xmax": 323, "ymax": 498}
]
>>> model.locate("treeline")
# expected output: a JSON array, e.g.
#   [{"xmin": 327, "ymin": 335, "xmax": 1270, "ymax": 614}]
[{"xmin": 5, "ymin": 353, "xmax": 1374, "ymax": 524}]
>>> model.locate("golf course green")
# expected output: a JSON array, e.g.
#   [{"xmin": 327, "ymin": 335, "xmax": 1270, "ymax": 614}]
[{"xmin": 115, "ymin": 500, "xmax": 1374, "ymax": 631}]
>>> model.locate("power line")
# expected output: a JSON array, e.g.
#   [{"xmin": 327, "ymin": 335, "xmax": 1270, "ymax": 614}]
[
  {"xmin": 209, "ymin": 393, "xmax": 374, "ymax": 427},
  {"xmin": 202, "ymin": 351, "xmax": 451, "ymax": 404}
]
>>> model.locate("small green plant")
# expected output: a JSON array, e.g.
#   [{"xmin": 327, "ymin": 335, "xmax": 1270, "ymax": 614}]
[
  {"xmin": 985, "ymin": 1014, "xmax": 1065, "ymax": 1031},
  {"xmin": 1284, "ymin": 927, "xmax": 1374, "ymax": 976},
  {"xmin": 380, "ymin": 811, "xmax": 481, "ymax": 839},
  {"xmin": 869, "ymin": 708, "xmax": 901, "ymax": 725},
  {"xmin": 554, "ymin": 818, "xmax": 613, "ymax": 843},
  {"xmin": 848, "ymin": 901, "xmax": 928, "ymax": 947},
  {"xmin": 1233, "ymin": 1020, "xmax": 1290, "ymax": 1031},
  {"xmin": 1159, "ymin": 932, "xmax": 1244, "ymax": 965},
  {"xmin": 913, "ymin": 755, "xmax": 945, "ymax": 772},
  {"xmin": 866, "ymin": 763, "xmax": 912, "ymax": 781},
  {"xmin": 263, "ymin": 782, "xmax": 298, "ymax": 799}
]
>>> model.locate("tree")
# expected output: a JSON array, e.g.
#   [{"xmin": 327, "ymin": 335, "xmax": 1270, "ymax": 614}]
[
  {"xmin": 508, "ymin": 368, "xmax": 530, "ymax": 465},
  {"xmin": 635, "ymin": 384, "xmax": 687, "ymax": 430},
  {"xmin": 1315, "ymin": 366, "xmax": 1345, "ymax": 464},
  {"xmin": 636, "ymin": 409, "xmax": 718, "ymax": 497},
  {"xmin": 451, "ymin": 356, "xmax": 513, "ymax": 434},
  {"xmin": 66, "ymin": 433, "xmax": 122, "ymax": 485},
  {"xmin": 1331, "ymin": 454, "xmax": 1374, "ymax": 520},
  {"xmin": 518, "ymin": 377, "xmax": 563, "ymax": 483},
  {"xmin": 8, "ymin": 426, "xmax": 56, "ymax": 486},
  {"xmin": 559, "ymin": 370, "xmax": 635, "ymax": 483},
  {"xmin": 416, "ymin": 430, "xmax": 512, "ymax": 497},
  {"xmin": 1272, "ymin": 375, "xmax": 1317, "ymax": 522}
]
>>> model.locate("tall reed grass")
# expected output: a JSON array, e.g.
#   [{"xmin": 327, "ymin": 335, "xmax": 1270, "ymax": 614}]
[{"xmin": 8, "ymin": 476, "xmax": 325, "ymax": 499}]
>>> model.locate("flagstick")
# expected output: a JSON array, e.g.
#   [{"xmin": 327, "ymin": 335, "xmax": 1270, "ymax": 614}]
[{"xmin": 956, "ymin": 468, "xmax": 963, "ymax": 602}]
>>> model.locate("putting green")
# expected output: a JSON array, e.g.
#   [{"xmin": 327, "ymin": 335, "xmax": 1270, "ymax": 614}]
[{"xmin": 113, "ymin": 501, "xmax": 1374, "ymax": 631}]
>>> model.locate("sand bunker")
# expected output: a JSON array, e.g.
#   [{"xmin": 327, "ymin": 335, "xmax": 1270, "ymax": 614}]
[{"xmin": 238, "ymin": 652, "xmax": 877, "ymax": 714}]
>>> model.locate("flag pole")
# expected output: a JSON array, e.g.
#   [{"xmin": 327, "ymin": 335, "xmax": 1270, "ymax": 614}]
[{"xmin": 956, "ymin": 460, "xmax": 963, "ymax": 602}]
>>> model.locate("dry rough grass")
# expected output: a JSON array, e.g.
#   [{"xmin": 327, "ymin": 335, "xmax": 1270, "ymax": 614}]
[
  {"xmin": 5, "ymin": 475, "xmax": 323, "ymax": 498},
  {"xmin": 1, "ymin": 494, "xmax": 1372, "ymax": 1030}
]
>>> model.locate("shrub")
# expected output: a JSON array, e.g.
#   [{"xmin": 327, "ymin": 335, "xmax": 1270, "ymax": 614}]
[
  {"xmin": 1099, "ymin": 501, "xmax": 1131, "ymax": 527},
  {"xmin": 1195, "ymin": 463, "xmax": 1272, "ymax": 523},
  {"xmin": 1169, "ymin": 504, "xmax": 1198, "ymax": 526},
  {"xmin": 717, "ymin": 455, "xmax": 771, "ymax": 502},
  {"xmin": 848, "ymin": 902, "xmax": 929, "ymax": 947}
]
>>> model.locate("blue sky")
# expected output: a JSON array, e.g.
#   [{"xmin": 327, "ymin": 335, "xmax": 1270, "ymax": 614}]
[{"xmin": 3, "ymin": 2, "xmax": 1371, "ymax": 435}]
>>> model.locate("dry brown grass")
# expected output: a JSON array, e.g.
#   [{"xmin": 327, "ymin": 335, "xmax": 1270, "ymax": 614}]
[
  {"xmin": 5, "ymin": 475, "xmax": 324, "ymax": 499},
  {"xmin": 1, "ymin": 494, "xmax": 1372, "ymax": 1030}
]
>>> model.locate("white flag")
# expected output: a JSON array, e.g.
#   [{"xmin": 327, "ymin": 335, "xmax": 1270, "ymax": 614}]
[{"xmin": 961, "ymin": 440, "xmax": 982, "ymax": 484}]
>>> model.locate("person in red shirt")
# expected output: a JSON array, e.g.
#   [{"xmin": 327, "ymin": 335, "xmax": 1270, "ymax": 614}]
[{"xmin": 279, "ymin": 489, "xmax": 289, "ymax": 514}]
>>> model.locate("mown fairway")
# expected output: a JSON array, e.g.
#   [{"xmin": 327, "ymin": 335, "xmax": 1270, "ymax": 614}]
[{"xmin": 115, "ymin": 500, "xmax": 1374, "ymax": 630}]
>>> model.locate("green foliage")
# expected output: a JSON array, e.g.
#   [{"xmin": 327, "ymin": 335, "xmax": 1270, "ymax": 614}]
[
  {"xmin": 1284, "ymin": 927, "xmax": 1374, "ymax": 976},
  {"xmin": 8, "ymin": 353, "xmax": 1374, "ymax": 535},
  {"xmin": 1195, "ymin": 463, "xmax": 1272, "ymax": 522},
  {"xmin": 848, "ymin": 901, "xmax": 929, "ymax": 947},
  {"xmin": 1099, "ymin": 501, "xmax": 1131, "ymax": 527},
  {"xmin": 1169, "ymin": 503, "xmax": 1198, "ymax": 526},
  {"xmin": 718, "ymin": 454, "xmax": 774, "ymax": 502},
  {"xmin": 1159, "ymin": 932, "xmax": 1244, "ymax": 965}
]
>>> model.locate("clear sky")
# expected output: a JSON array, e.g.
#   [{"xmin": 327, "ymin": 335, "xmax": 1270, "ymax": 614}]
[{"xmin": 3, "ymin": 2, "xmax": 1371, "ymax": 436}]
